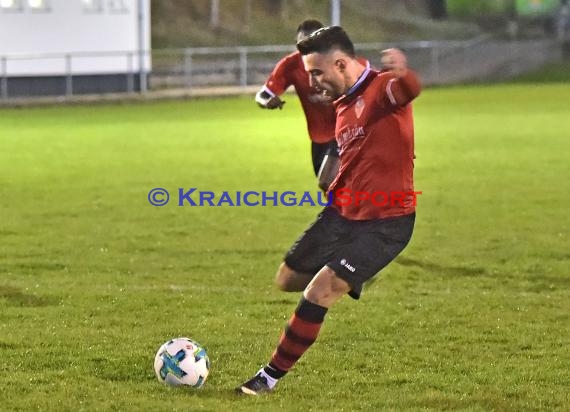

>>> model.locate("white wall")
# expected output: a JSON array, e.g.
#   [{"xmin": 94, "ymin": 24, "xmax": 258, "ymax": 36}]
[{"xmin": 0, "ymin": 0, "xmax": 150, "ymax": 76}]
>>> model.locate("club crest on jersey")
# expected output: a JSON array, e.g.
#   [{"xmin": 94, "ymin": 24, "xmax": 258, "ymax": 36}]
[{"xmin": 355, "ymin": 96, "xmax": 365, "ymax": 118}]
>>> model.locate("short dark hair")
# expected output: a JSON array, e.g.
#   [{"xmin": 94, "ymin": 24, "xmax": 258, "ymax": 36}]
[
  {"xmin": 296, "ymin": 19, "xmax": 325, "ymax": 36},
  {"xmin": 296, "ymin": 26, "xmax": 355, "ymax": 57}
]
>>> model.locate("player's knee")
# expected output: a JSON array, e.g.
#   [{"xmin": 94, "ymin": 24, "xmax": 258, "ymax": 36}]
[
  {"xmin": 275, "ymin": 274, "xmax": 291, "ymax": 291},
  {"xmin": 275, "ymin": 262, "xmax": 311, "ymax": 291},
  {"xmin": 274, "ymin": 262, "xmax": 297, "ymax": 291},
  {"xmin": 304, "ymin": 267, "xmax": 350, "ymax": 307}
]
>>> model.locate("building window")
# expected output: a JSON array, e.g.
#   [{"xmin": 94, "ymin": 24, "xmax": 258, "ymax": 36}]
[
  {"xmin": 82, "ymin": 0, "xmax": 103, "ymax": 13},
  {"xmin": 27, "ymin": 0, "xmax": 50, "ymax": 12},
  {"xmin": 108, "ymin": 0, "xmax": 128, "ymax": 13},
  {"xmin": 0, "ymin": 0, "xmax": 23, "ymax": 11}
]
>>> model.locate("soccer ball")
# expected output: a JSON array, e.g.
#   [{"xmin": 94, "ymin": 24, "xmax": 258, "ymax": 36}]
[{"xmin": 153, "ymin": 337, "xmax": 210, "ymax": 388}]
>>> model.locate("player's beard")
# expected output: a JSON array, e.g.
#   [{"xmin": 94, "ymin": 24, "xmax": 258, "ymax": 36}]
[{"xmin": 317, "ymin": 84, "xmax": 340, "ymax": 100}]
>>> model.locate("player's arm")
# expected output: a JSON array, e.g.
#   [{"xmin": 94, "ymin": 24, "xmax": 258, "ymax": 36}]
[
  {"xmin": 256, "ymin": 54, "xmax": 296, "ymax": 110},
  {"xmin": 380, "ymin": 48, "xmax": 422, "ymax": 106},
  {"xmin": 255, "ymin": 86, "xmax": 286, "ymax": 110}
]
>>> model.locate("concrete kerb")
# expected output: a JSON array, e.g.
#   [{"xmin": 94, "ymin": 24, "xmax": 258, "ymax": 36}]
[{"xmin": 0, "ymin": 85, "xmax": 262, "ymax": 108}]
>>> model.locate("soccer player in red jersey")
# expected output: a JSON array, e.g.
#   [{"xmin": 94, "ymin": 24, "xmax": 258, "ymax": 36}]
[
  {"xmin": 255, "ymin": 19, "xmax": 339, "ymax": 191},
  {"xmin": 237, "ymin": 26, "xmax": 421, "ymax": 395}
]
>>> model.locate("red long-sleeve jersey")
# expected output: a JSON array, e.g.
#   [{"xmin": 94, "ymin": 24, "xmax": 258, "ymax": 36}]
[
  {"xmin": 330, "ymin": 67, "xmax": 422, "ymax": 220},
  {"xmin": 264, "ymin": 51, "xmax": 336, "ymax": 143}
]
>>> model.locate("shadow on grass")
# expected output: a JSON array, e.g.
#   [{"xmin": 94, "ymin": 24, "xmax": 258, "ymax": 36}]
[
  {"xmin": 0, "ymin": 285, "xmax": 59, "ymax": 307},
  {"xmin": 396, "ymin": 256, "xmax": 487, "ymax": 277},
  {"xmin": 0, "ymin": 261, "xmax": 67, "ymax": 273},
  {"xmin": 396, "ymin": 256, "xmax": 570, "ymax": 291}
]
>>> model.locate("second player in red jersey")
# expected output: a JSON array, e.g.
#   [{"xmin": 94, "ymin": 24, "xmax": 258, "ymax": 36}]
[
  {"xmin": 255, "ymin": 20, "xmax": 338, "ymax": 190},
  {"xmin": 261, "ymin": 50, "xmax": 336, "ymax": 144}
]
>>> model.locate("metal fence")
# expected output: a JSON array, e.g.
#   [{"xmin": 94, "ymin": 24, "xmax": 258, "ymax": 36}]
[
  {"xmin": 0, "ymin": 36, "xmax": 564, "ymax": 100},
  {"xmin": 151, "ymin": 36, "xmax": 564, "ymax": 90},
  {"xmin": 150, "ymin": 37, "xmax": 492, "ymax": 90}
]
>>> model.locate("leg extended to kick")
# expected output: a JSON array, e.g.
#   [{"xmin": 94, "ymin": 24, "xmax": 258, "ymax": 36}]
[{"xmin": 236, "ymin": 265, "xmax": 350, "ymax": 395}]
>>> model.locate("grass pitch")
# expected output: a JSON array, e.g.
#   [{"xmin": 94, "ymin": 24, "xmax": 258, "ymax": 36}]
[{"xmin": 0, "ymin": 83, "xmax": 569, "ymax": 411}]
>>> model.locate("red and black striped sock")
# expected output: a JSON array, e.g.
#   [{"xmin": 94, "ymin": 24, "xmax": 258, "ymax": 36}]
[{"xmin": 263, "ymin": 297, "xmax": 328, "ymax": 379}]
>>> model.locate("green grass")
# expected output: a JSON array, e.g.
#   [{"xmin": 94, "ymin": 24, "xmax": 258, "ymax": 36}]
[{"xmin": 1, "ymin": 84, "xmax": 569, "ymax": 411}]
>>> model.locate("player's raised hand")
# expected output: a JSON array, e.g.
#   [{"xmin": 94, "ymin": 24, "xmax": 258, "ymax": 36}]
[
  {"xmin": 255, "ymin": 89, "xmax": 286, "ymax": 110},
  {"xmin": 265, "ymin": 96, "xmax": 286, "ymax": 110},
  {"xmin": 380, "ymin": 48, "xmax": 408, "ymax": 78}
]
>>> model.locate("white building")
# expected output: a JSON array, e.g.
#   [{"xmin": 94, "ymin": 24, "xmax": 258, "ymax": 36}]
[{"xmin": 0, "ymin": 0, "xmax": 151, "ymax": 97}]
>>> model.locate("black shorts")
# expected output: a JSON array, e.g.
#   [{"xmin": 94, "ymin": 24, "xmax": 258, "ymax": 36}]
[
  {"xmin": 311, "ymin": 140, "xmax": 338, "ymax": 176},
  {"xmin": 284, "ymin": 207, "xmax": 415, "ymax": 299}
]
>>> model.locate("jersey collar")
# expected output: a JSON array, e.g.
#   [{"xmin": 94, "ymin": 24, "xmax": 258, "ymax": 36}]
[{"xmin": 345, "ymin": 60, "xmax": 371, "ymax": 97}]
